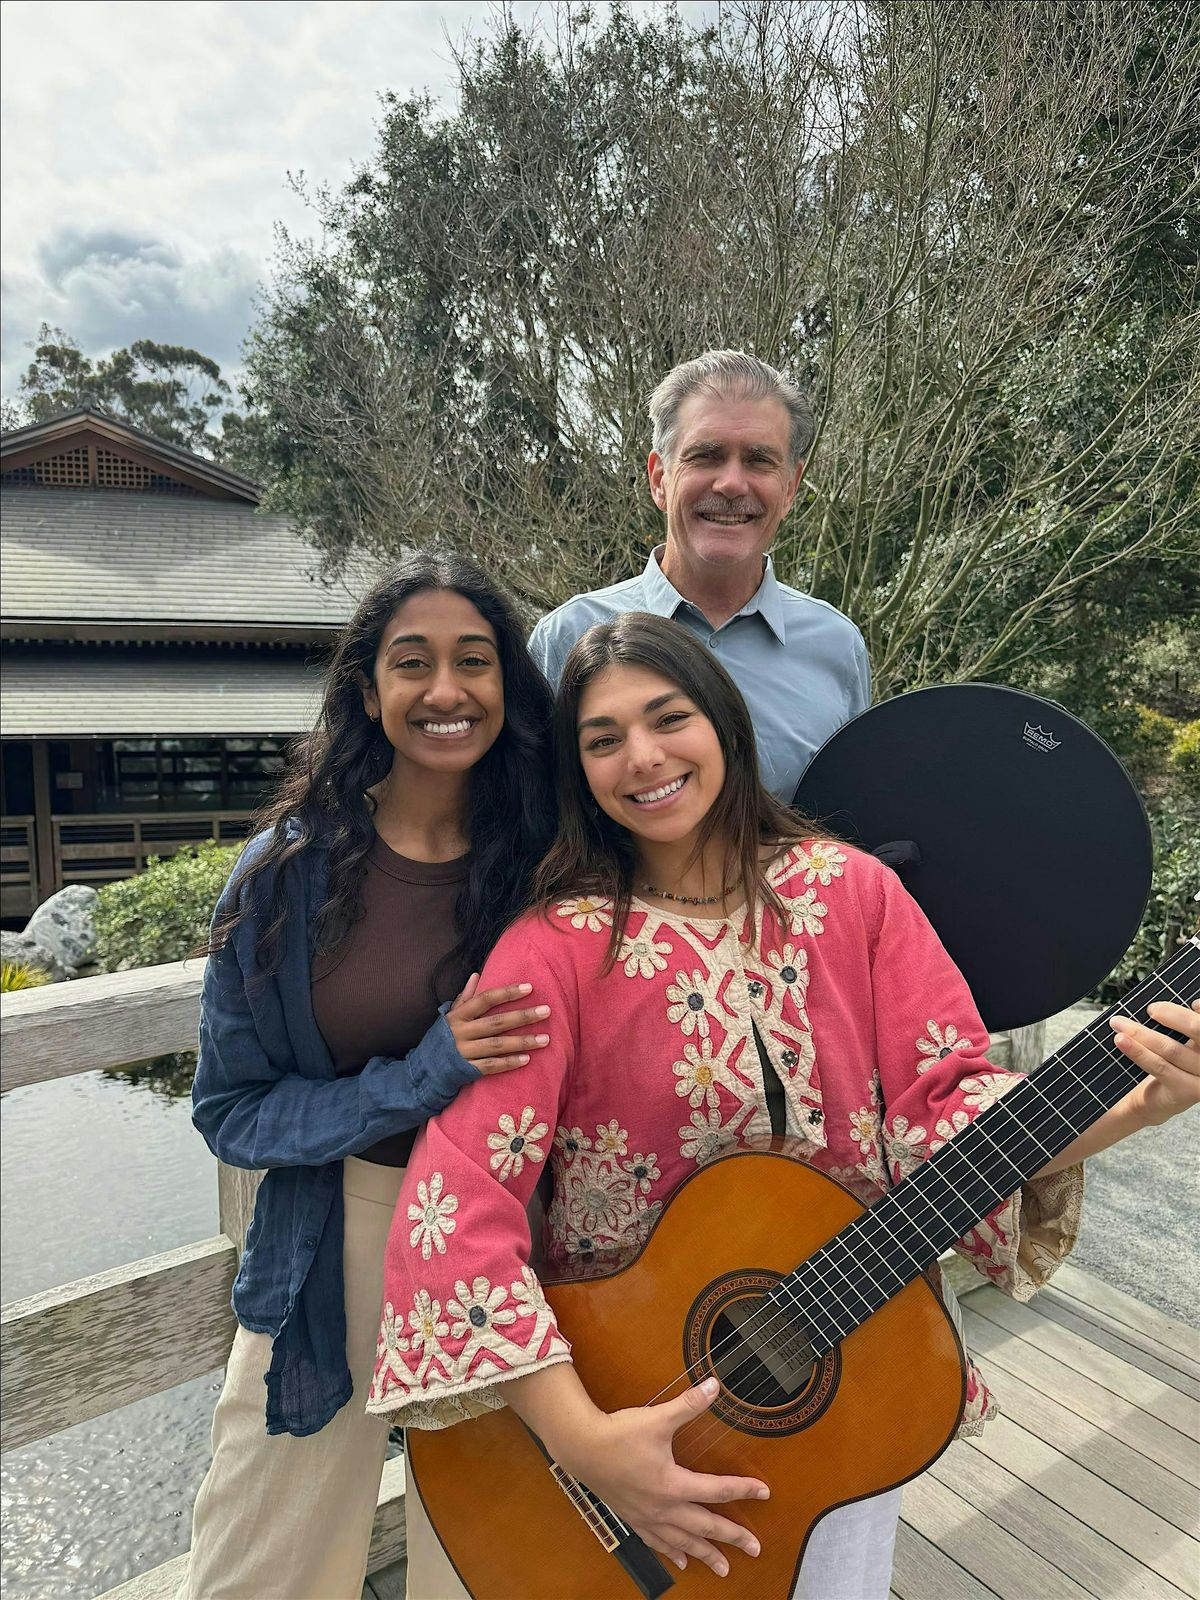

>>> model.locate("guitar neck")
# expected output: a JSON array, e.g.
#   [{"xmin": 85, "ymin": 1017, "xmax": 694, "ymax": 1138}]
[{"xmin": 777, "ymin": 937, "xmax": 1200, "ymax": 1353}]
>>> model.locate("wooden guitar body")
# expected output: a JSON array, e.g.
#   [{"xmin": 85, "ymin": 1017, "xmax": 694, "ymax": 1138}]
[{"xmin": 408, "ymin": 1148, "xmax": 966, "ymax": 1599}]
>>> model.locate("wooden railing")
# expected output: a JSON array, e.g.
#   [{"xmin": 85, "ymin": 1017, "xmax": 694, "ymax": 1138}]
[
  {"xmin": 0, "ymin": 964, "xmax": 406, "ymax": 1598},
  {"xmin": 50, "ymin": 810, "xmax": 256, "ymax": 895},
  {"xmin": 0, "ymin": 812, "xmax": 37, "ymax": 916}
]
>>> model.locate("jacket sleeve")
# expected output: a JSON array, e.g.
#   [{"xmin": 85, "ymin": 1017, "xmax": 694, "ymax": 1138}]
[
  {"xmin": 867, "ymin": 862, "xmax": 1083, "ymax": 1300},
  {"xmin": 366, "ymin": 917, "xmax": 576, "ymax": 1427},
  {"xmin": 191, "ymin": 852, "xmax": 479, "ymax": 1170}
]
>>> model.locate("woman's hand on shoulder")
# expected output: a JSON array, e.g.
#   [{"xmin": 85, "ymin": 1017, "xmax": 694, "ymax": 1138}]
[{"xmin": 446, "ymin": 973, "xmax": 551, "ymax": 1076}]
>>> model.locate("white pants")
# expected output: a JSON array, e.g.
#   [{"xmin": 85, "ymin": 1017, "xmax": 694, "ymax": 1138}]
[
  {"xmin": 405, "ymin": 1467, "xmax": 901, "ymax": 1600},
  {"xmin": 180, "ymin": 1158, "xmax": 402, "ymax": 1600}
]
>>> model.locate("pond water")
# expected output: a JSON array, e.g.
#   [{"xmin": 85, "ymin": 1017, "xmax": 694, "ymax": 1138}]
[
  {"xmin": 1, "ymin": 1035, "xmax": 1196, "ymax": 1598},
  {"xmin": 1, "ymin": 1069, "xmax": 219, "ymax": 1599}
]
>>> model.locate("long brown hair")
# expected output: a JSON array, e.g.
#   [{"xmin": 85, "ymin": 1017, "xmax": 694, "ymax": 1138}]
[
  {"xmin": 214, "ymin": 552, "xmax": 555, "ymax": 978},
  {"xmin": 531, "ymin": 612, "xmax": 812, "ymax": 968}
]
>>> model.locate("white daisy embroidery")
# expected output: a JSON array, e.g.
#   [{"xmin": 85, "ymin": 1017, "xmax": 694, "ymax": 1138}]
[
  {"xmin": 622, "ymin": 1151, "xmax": 661, "ymax": 1193},
  {"xmin": 594, "ymin": 1118, "xmax": 629, "ymax": 1155},
  {"xmin": 554, "ymin": 1125, "xmax": 593, "ymax": 1157},
  {"xmin": 801, "ymin": 843, "xmax": 847, "ymax": 886},
  {"xmin": 916, "ymin": 1020, "xmax": 974, "ymax": 1070},
  {"xmin": 930, "ymin": 1109, "xmax": 970, "ymax": 1150},
  {"xmin": 672, "ymin": 1038, "xmax": 724, "ymax": 1110},
  {"xmin": 790, "ymin": 888, "xmax": 828, "ymax": 936},
  {"xmin": 619, "ymin": 933, "xmax": 673, "ymax": 979},
  {"xmin": 406, "ymin": 1289, "xmax": 449, "ymax": 1358},
  {"xmin": 567, "ymin": 1168, "xmax": 635, "ymax": 1233},
  {"xmin": 487, "ymin": 1106, "xmax": 548, "ymax": 1182},
  {"xmin": 557, "ymin": 896, "xmax": 612, "ymax": 932},
  {"xmin": 665, "ymin": 968, "xmax": 722, "ymax": 1038},
  {"xmin": 849, "ymin": 1105, "xmax": 881, "ymax": 1156},
  {"xmin": 407, "ymin": 1171, "xmax": 458, "ymax": 1260},
  {"xmin": 447, "ymin": 1276, "xmax": 518, "ymax": 1343},
  {"xmin": 679, "ymin": 1107, "xmax": 737, "ymax": 1166},
  {"xmin": 885, "ymin": 1115, "xmax": 929, "ymax": 1177},
  {"xmin": 765, "ymin": 943, "xmax": 809, "ymax": 1001},
  {"xmin": 959, "ymin": 1074, "xmax": 1018, "ymax": 1113},
  {"xmin": 377, "ymin": 1301, "xmax": 410, "ymax": 1375}
]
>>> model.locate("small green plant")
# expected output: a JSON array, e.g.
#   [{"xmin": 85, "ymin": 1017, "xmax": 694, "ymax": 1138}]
[
  {"xmin": 93, "ymin": 841, "xmax": 244, "ymax": 973},
  {"xmin": 1, "ymin": 960, "xmax": 52, "ymax": 992}
]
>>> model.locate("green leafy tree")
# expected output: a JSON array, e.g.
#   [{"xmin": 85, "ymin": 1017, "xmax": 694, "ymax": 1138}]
[{"xmin": 10, "ymin": 325, "xmax": 247, "ymax": 460}]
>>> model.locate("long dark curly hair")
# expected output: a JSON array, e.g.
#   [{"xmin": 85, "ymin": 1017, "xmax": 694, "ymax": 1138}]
[
  {"xmin": 531, "ymin": 613, "xmax": 810, "ymax": 970},
  {"xmin": 216, "ymin": 552, "xmax": 556, "ymax": 979}
]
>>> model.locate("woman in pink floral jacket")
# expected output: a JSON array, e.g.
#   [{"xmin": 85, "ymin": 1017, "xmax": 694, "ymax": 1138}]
[{"xmin": 367, "ymin": 614, "xmax": 1200, "ymax": 1600}]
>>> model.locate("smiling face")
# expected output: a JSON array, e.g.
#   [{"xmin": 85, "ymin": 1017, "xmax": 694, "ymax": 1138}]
[
  {"xmin": 577, "ymin": 664, "xmax": 726, "ymax": 846},
  {"xmin": 647, "ymin": 389, "xmax": 804, "ymax": 573},
  {"xmin": 362, "ymin": 589, "xmax": 504, "ymax": 778}
]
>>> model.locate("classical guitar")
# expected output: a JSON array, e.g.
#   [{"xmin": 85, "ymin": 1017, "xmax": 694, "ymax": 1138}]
[{"xmin": 407, "ymin": 935, "xmax": 1199, "ymax": 1599}]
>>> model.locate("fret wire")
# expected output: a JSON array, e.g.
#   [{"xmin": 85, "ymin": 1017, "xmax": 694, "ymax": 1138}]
[{"xmin": 750, "ymin": 945, "xmax": 1200, "ymax": 1362}]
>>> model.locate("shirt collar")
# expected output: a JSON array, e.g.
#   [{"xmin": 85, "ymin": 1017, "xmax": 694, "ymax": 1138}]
[{"xmin": 640, "ymin": 546, "xmax": 787, "ymax": 645}]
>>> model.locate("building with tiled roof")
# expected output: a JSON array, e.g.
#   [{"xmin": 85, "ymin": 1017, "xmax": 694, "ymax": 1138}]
[{"xmin": 1, "ymin": 404, "xmax": 365, "ymax": 917}]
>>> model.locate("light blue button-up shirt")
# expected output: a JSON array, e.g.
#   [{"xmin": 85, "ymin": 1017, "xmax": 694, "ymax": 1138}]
[{"xmin": 528, "ymin": 547, "xmax": 871, "ymax": 801}]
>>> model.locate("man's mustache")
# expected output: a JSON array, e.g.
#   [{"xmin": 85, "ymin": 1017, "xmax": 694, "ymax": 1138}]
[{"xmin": 692, "ymin": 498, "xmax": 765, "ymax": 517}]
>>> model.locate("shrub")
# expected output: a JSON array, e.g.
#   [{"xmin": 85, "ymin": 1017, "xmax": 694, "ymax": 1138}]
[
  {"xmin": 1098, "ymin": 792, "xmax": 1200, "ymax": 1002},
  {"xmin": 93, "ymin": 841, "xmax": 244, "ymax": 973},
  {"xmin": 1, "ymin": 960, "xmax": 52, "ymax": 992}
]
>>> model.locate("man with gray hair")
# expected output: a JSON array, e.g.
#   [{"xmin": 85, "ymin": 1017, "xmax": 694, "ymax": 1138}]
[{"xmin": 529, "ymin": 350, "xmax": 869, "ymax": 800}]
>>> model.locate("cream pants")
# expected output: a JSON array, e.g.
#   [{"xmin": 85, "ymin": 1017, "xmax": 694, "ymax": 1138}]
[{"xmin": 181, "ymin": 1157, "xmax": 402, "ymax": 1600}]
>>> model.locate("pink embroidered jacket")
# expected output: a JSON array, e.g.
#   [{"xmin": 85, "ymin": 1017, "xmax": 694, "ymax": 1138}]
[{"xmin": 366, "ymin": 844, "xmax": 1082, "ymax": 1435}]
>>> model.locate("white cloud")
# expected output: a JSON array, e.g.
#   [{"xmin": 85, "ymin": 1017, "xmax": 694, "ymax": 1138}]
[{"xmin": 1, "ymin": 0, "xmax": 707, "ymax": 400}]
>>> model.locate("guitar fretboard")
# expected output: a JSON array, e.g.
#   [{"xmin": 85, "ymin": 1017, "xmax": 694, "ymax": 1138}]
[{"xmin": 769, "ymin": 938, "xmax": 1200, "ymax": 1352}]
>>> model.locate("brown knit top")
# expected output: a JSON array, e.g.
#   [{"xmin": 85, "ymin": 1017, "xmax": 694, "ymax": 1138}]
[{"xmin": 311, "ymin": 834, "xmax": 471, "ymax": 1167}]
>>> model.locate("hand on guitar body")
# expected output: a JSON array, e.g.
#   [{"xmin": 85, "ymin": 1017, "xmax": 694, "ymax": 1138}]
[{"xmin": 506, "ymin": 1365, "xmax": 768, "ymax": 1579}]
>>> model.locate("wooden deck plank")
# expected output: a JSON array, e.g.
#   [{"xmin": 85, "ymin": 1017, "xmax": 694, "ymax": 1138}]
[
  {"xmin": 981, "ymin": 1362, "xmax": 1200, "ymax": 1535},
  {"xmin": 970, "ymin": 1288, "xmax": 1200, "ymax": 1437},
  {"xmin": 890, "ymin": 1520, "xmax": 1001, "ymax": 1600},
  {"xmin": 1050, "ymin": 1263, "xmax": 1200, "ymax": 1363},
  {"xmin": 365, "ymin": 1559, "xmax": 408, "ymax": 1600},
  {"xmin": 966, "ymin": 1414, "xmax": 1200, "ymax": 1593},
  {"xmin": 926, "ymin": 1442, "xmax": 1191, "ymax": 1600},
  {"xmin": 1032, "ymin": 1290, "xmax": 1200, "ymax": 1397},
  {"xmin": 963, "ymin": 1306, "xmax": 1200, "ymax": 1483},
  {"xmin": 1039, "ymin": 1283, "xmax": 1200, "ymax": 1384},
  {"xmin": 900, "ymin": 1473, "xmax": 1097, "ymax": 1600}
]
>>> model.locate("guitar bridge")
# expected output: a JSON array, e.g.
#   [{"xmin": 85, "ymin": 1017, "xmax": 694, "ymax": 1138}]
[{"xmin": 549, "ymin": 1462, "xmax": 621, "ymax": 1552}]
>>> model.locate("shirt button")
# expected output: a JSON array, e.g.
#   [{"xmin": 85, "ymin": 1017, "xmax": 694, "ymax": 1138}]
[
  {"xmin": 303, "ymin": 1236, "xmax": 318, "ymax": 1250},
  {"xmin": 709, "ymin": 635, "xmax": 719, "ymax": 648}
]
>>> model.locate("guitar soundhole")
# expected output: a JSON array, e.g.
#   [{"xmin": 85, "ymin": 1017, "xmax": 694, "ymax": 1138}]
[{"xmin": 685, "ymin": 1270, "xmax": 840, "ymax": 1437}]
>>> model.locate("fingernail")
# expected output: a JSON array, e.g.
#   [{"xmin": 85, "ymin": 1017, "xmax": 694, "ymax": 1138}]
[
  {"xmin": 519, "ymin": 984, "xmax": 533, "ymax": 992},
  {"xmin": 535, "ymin": 1005, "xmax": 551, "ymax": 1017},
  {"xmin": 756, "ymin": 1487, "xmax": 770, "ymax": 1500},
  {"xmin": 700, "ymin": 1376, "xmax": 718, "ymax": 1396},
  {"xmin": 747, "ymin": 1541, "xmax": 760, "ymax": 1558},
  {"xmin": 535, "ymin": 1034, "xmax": 550, "ymax": 1045},
  {"xmin": 715, "ymin": 1561, "xmax": 728, "ymax": 1577},
  {"xmin": 517, "ymin": 1054, "xmax": 529, "ymax": 1064}
]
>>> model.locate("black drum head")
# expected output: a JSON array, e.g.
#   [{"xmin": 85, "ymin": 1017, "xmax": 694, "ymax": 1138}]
[{"xmin": 792, "ymin": 684, "xmax": 1152, "ymax": 1032}]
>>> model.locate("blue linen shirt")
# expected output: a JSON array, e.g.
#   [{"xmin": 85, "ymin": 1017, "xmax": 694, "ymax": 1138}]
[
  {"xmin": 528, "ymin": 548, "xmax": 871, "ymax": 800},
  {"xmin": 191, "ymin": 827, "xmax": 479, "ymax": 1436}
]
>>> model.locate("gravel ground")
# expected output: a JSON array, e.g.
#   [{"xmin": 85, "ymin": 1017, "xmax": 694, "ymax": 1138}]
[{"xmin": 1042, "ymin": 1003, "xmax": 1199, "ymax": 1328}]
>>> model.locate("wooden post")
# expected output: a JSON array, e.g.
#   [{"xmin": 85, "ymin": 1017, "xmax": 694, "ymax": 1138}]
[
  {"xmin": 30, "ymin": 739, "xmax": 55, "ymax": 904},
  {"xmin": 1010, "ymin": 1020, "xmax": 1048, "ymax": 1075},
  {"xmin": 218, "ymin": 1162, "xmax": 264, "ymax": 1257}
]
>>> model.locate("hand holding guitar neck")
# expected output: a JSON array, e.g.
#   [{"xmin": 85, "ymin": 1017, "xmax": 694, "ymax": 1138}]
[{"xmin": 1111, "ymin": 997, "xmax": 1200, "ymax": 1122}]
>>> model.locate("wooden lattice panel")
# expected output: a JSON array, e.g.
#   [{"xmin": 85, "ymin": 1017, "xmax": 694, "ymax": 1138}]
[
  {"xmin": 2, "ymin": 448, "xmax": 91, "ymax": 487},
  {"xmin": 95, "ymin": 449, "xmax": 197, "ymax": 494}
]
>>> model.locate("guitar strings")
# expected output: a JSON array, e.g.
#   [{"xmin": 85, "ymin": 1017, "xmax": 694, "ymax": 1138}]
[
  {"xmin": 674, "ymin": 949, "xmax": 1200, "ymax": 1460},
  {"xmin": 681, "ymin": 950, "xmax": 1200, "ymax": 1453},
  {"xmin": 627, "ymin": 945, "xmax": 1199, "ymax": 1459}
]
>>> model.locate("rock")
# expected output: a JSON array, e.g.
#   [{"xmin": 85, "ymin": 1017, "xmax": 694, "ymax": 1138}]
[
  {"xmin": 19, "ymin": 884, "xmax": 99, "ymax": 980},
  {"xmin": 0, "ymin": 928, "xmax": 65, "ymax": 982}
]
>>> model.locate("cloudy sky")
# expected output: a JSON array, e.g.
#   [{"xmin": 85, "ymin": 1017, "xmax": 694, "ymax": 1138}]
[{"xmin": 2, "ymin": 0, "xmax": 680, "ymax": 403}]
